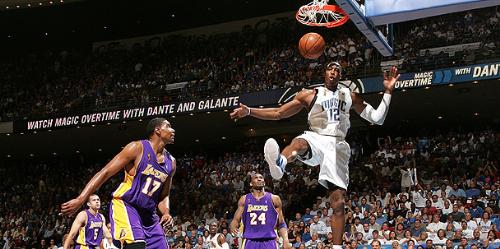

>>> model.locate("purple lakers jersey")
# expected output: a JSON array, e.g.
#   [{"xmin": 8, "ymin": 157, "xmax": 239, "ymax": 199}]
[
  {"xmin": 76, "ymin": 209, "xmax": 104, "ymax": 247},
  {"xmin": 112, "ymin": 140, "xmax": 173, "ymax": 214},
  {"xmin": 242, "ymin": 192, "xmax": 278, "ymax": 240}
]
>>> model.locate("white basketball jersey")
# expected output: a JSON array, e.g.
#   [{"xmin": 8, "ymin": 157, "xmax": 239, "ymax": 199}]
[
  {"xmin": 307, "ymin": 86, "xmax": 352, "ymax": 138},
  {"xmin": 208, "ymin": 233, "xmax": 223, "ymax": 249}
]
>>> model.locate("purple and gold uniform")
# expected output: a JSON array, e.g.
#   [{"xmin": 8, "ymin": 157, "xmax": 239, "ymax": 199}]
[
  {"xmin": 110, "ymin": 140, "xmax": 173, "ymax": 249},
  {"xmin": 75, "ymin": 209, "xmax": 104, "ymax": 249},
  {"xmin": 241, "ymin": 192, "xmax": 279, "ymax": 249}
]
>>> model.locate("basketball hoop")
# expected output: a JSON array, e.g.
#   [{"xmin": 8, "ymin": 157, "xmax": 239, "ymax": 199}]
[{"xmin": 296, "ymin": 0, "xmax": 349, "ymax": 28}]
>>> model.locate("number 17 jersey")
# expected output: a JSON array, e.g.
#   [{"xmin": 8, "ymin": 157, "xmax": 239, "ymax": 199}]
[
  {"xmin": 112, "ymin": 140, "xmax": 173, "ymax": 214},
  {"xmin": 242, "ymin": 192, "xmax": 278, "ymax": 240}
]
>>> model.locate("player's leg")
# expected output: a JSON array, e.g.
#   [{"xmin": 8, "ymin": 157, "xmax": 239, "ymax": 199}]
[
  {"xmin": 321, "ymin": 139, "xmax": 350, "ymax": 247},
  {"xmin": 264, "ymin": 137, "xmax": 309, "ymax": 179},
  {"xmin": 329, "ymin": 187, "xmax": 346, "ymax": 248},
  {"xmin": 109, "ymin": 199, "xmax": 146, "ymax": 248}
]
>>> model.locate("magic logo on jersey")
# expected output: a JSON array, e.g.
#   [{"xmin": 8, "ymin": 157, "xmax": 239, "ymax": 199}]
[
  {"xmin": 141, "ymin": 164, "xmax": 168, "ymax": 182},
  {"xmin": 321, "ymin": 96, "xmax": 347, "ymax": 122}
]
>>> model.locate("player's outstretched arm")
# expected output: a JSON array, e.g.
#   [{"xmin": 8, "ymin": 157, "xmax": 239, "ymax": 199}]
[
  {"xmin": 229, "ymin": 89, "xmax": 313, "ymax": 121},
  {"xmin": 63, "ymin": 211, "xmax": 86, "ymax": 249},
  {"xmin": 352, "ymin": 66, "xmax": 399, "ymax": 125},
  {"xmin": 159, "ymin": 158, "xmax": 176, "ymax": 230},
  {"xmin": 61, "ymin": 141, "xmax": 142, "ymax": 217},
  {"xmin": 272, "ymin": 195, "xmax": 291, "ymax": 249},
  {"xmin": 229, "ymin": 195, "xmax": 245, "ymax": 236}
]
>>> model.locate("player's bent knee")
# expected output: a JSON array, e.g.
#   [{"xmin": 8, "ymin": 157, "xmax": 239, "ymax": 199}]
[
  {"xmin": 331, "ymin": 201, "xmax": 345, "ymax": 216},
  {"xmin": 123, "ymin": 241, "xmax": 146, "ymax": 249},
  {"xmin": 291, "ymin": 138, "xmax": 310, "ymax": 154}
]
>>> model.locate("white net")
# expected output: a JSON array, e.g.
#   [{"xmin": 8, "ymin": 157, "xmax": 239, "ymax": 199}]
[{"xmin": 296, "ymin": 0, "xmax": 348, "ymax": 27}]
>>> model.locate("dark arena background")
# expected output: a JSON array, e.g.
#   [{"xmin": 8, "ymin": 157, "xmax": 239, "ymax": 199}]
[{"xmin": 0, "ymin": 1, "xmax": 499, "ymax": 249}]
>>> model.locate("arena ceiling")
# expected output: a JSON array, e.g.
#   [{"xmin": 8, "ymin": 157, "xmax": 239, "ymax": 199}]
[
  {"xmin": 0, "ymin": 0, "xmax": 301, "ymax": 49},
  {"xmin": 1, "ymin": 80, "xmax": 499, "ymax": 159}
]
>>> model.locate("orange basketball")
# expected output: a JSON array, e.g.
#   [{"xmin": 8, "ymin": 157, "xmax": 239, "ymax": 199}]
[{"xmin": 298, "ymin": 33, "xmax": 325, "ymax": 59}]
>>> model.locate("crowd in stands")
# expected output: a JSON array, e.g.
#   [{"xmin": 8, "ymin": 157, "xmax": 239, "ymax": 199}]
[
  {"xmin": 1, "ymin": 7, "xmax": 499, "ymax": 122},
  {"xmin": 0, "ymin": 128, "xmax": 499, "ymax": 249}
]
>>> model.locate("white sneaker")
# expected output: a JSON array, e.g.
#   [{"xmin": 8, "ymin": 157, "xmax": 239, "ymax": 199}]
[{"xmin": 264, "ymin": 138, "xmax": 284, "ymax": 180}]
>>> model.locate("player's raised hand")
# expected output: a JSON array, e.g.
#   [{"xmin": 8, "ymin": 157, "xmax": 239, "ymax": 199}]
[
  {"xmin": 61, "ymin": 197, "xmax": 84, "ymax": 217},
  {"xmin": 230, "ymin": 103, "xmax": 251, "ymax": 120},
  {"xmin": 160, "ymin": 213, "xmax": 173, "ymax": 230},
  {"xmin": 383, "ymin": 66, "xmax": 400, "ymax": 93}
]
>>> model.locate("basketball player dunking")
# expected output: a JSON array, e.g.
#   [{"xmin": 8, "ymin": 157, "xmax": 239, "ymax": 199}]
[
  {"xmin": 62, "ymin": 118, "xmax": 176, "ymax": 249},
  {"xmin": 64, "ymin": 194, "xmax": 112, "ymax": 249},
  {"xmin": 229, "ymin": 173, "xmax": 291, "ymax": 249},
  {"xmin": 230, "ymin": 63, "xmax": 399, "ymax": 247}
]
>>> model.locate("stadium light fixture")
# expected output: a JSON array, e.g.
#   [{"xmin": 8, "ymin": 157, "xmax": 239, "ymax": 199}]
[
  {"xmin": 7, "ymin": 155, "xmax": 11, "ymax": 158},
  {"xmin": 437, "ymin": 116, "xmax": 443, "ymax": 119},
  {"xmin": 474, "ymin": 112, "xmax": 479, "ymax": 116}
]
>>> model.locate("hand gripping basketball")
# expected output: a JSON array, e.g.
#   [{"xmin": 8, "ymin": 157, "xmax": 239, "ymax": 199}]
[{"xmin": 309, "ymin": 104, "xmax": 328, "ymax": 132}]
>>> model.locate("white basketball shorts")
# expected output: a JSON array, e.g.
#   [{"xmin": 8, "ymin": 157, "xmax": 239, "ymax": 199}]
[{"xmin": 296, "ymin": 131, "xmax": 350, "ymax": 190}]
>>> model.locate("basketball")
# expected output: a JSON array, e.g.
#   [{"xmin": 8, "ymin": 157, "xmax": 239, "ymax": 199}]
[{"xmin": 298, "ymin": 32, "xmax": 325, "ymax": 59}]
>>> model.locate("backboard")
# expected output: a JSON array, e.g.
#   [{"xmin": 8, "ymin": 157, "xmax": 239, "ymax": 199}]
[{"xmin": 334, "ymin": 0, "xmax": 499, "ymax": 56}]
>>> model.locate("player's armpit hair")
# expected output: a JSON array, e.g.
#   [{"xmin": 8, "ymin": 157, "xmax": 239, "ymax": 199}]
[{"xmin": 123, "ymin": 241, "xmax": 146, "ymax": 249}]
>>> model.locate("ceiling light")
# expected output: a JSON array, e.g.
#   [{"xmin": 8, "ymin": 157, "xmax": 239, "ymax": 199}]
[
  {"xmin": 437, "ymin": 116, "xmax": 443, "ymax": 119},
  {"xmin": 76, "ymin": 150, "xmax": 80, "ymax": 154},
  {"xmin": 16, "ymin": 5, "xmax": 20, "ymax": 8},
  {"xmin": 49, "ymin": 1, "xmax": 53, "ymax": 4},
  {"xmin": 222, "ymin": 136, "xmax": 226, "ymax": 140},
  {"xmin": 52, "ymin": 152, "xmax": 57, "ymax": 155},
  {"xmin": 7, "ymin": 155, "xmax": 11, "ymax": 158},
  {"xmin": 5, "ymin": 6, "xmax": 9, "ymax": 9},
  {"xmin": 98, "ymin": 148, "xmax": 102, "ymax": 152},
  {"xmin": 39, "ymin": 3, "xmax": 42, "ymax": 6},
  {"xmin": 195, "ymin": 139, "xmax": 199, "ymax": 142},
  {"xmin": 6, "ymin": 133, "xmax": 10, "ymax": 136},
  {"xmin": 29, "ymin": 154, "xmax": 34, "ymax": 157},
  {"xmin": 474, "ymin": 112, "xmax": 479, "ymax": 116}
]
